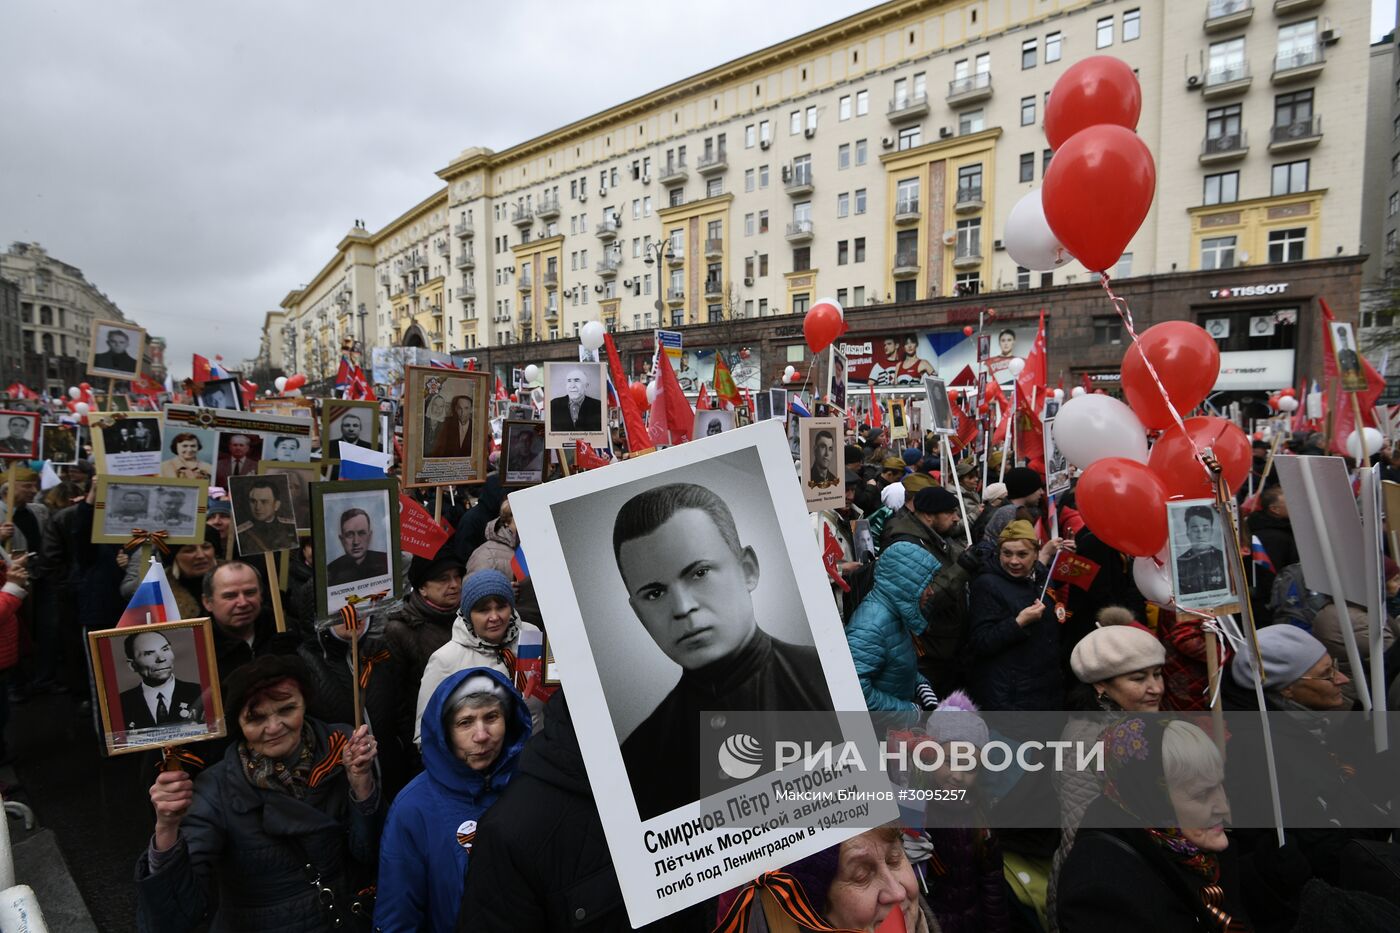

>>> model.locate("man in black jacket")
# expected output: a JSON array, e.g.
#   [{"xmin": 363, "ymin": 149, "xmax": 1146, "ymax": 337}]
[
  {"xmin": 201, "ymin": 561, "xmax": 281, "ymax": 680},
  {"xmin": 459, "ymin": 691, "xmax": 709, "ymax": 932}
]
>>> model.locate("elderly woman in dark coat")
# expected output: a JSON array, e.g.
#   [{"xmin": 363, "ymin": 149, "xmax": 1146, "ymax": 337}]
[{"xmin": 136, "ymin": 655, "xmax": 382, "ymax": 932}]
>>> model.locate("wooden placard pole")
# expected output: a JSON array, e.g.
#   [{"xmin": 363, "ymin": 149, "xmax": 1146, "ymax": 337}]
[
  {"xmin": 3, "ymin": 463, "xmax": 16, "ymax": 545},
  {"xmin": 349, "ymin": 619, "xmax": 363, "ymax": 729},
  {"xmin": 1351, "ymin": 392, "xmax": 1371, "ymax": 465},
  {"xmin": 940, "ymin": 434, "xmax": 973, "ymax": 548},
  {"xmin": 433, "ymin": 487, "xmax": 443, "ymax": 524},
  {"xmin": 264, "ymin": 551, "xmax": 286, "ymax": 633},
  {"xmin": 1203, "ymin": 622, "xmax": 1224, "ymax": 759}
]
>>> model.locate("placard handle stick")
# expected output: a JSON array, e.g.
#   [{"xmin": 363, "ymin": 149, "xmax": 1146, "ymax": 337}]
[
  {"xmin": 1351, "ymin": 391, "xmax": 1371, "ymax": 466},
  {"xmin": 1203, "ymin": 623, "xmax": 1224, "ymax": 758},
  {"xmin": 941, "ymin": 434, "xmax": 973, "ymax": 548},
  {"xmin": 349, "ymin": 615, "xmax": 362, "ymax": 729},
  {"xmin": 264, "ymin": 551, "xmax": 286, "ymax": 634},
  {"xmin": 4, "ymin": 462, "xmax": 16, "ymax": 533},
  {"xmin": 278, "ymin": 549, "xmax": 290, "ymax": 592},
  {"xmin": 433, "ymin": 487, "xmax": 443, "ymax": 524}
]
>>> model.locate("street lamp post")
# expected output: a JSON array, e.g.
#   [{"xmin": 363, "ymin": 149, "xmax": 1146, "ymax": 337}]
[{"xmin": 642, "ymin": 240, "xmax": 676, "ymax": 329}]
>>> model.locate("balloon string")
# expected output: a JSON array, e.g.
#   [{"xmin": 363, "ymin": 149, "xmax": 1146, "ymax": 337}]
[{"xmin": 1099, "ymin": 273, "xmax": 1214, "ymax": 486}]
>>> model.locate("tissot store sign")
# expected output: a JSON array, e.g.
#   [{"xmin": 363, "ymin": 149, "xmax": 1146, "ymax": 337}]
[
  {"xmin": 1208, "ymin": 282, "xmax": 1291, "ymax": 300},
  {"xmin": 1214, "ymin": 349, "xmax": 1295, "ymax": 390}
]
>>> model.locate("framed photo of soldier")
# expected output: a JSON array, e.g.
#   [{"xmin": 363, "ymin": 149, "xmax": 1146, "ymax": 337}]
[
  {"xmin": 799, "ymin": 416, "xmax": 845, "ymax": 511},
  {"xmin": 322, "ymin": 400, "xmax": 379, "ymax": 454},
  {"xmin": 1166, "ymin": 499, "xmax": 1239, "ymax": 612},
  {"xmin": 1043, "ymin": 416, "xmax": 1072, "ymax": 498},
  {"xmin": 1328, "ymin": 320, "xmax": 1368, "ymax": 392},
  {"xmin": 826, "ymin": 345, "xmax": 847, "ymax": 410},
  {"xmin": 87, "ymin": 319, "xmax": 145, "ymax": 381},
  {"xmin": 257, "ymin": 460, "xmax": 316, "ymax": 535},
  {"xmin": 756, "ymin": 388, "xmax": 786, "ymax": 423},
  {"xmin": 92, "ymin": 475, "xmax": 208, "ymax": 546},
  {"xmin": 311, "ymin": 478, "xmax": 402, "ymax": 617},
  {"xmin": 0, "ymin": 410, "xmax": 38, "ymax": 459},
  {"xmin": 508, "ymin": 420, "xmax": 891, "ymax": 924},
  {"xmin": 197, "ymin": 377, "xmax": 243, "ymax": 412},
  {"xmin": 502, "ymin": 420, "xmax": 548, "ymax": 488},
  {"xmin": 40, "ymin": 423, "xmax": 78, "ymax": 465},
  {"xmin": 885, "ymin": 397, "xmax": 909, "ymax": 440},
  {"xmin": 692, "ymin": 408, "xmax": 734, "ymax": 439},
  {"xmin": 923, "ymin": 376, "xmax": 955, "ymax": 436},
  {"xmin": 228, "ymin": 473, "xmax": 299, "ymax": 556},
  {"xmin": 87, "ymin": 617, "xmax": 225, "ymax": 757},
  {"xmin": 402, "ymin": 365, "xmax": 490, "ymax": 488},
  {"xmin": 91, "ymin": 412, "xmax": 164, "ymax": 477},
  {"xmin": 543, "ymin": 361, "xmax": 607, "ymax": 450}
]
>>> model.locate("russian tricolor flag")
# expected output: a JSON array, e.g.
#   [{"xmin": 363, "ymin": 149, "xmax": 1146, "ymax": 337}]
[
  {"xmin": 511, "ymin": 544, "xmax": 529, "ymax": 581},
  {"xmin": 1250, "ymin": 536, "xmax": 1275, "ymax": 573},
  {"xmin": 117, "ymin": 559, "xmax": 182, "ymax": 628},
  {"xmin": 789, "ymin": 397, "xmax": 813, "ymax": 418}
]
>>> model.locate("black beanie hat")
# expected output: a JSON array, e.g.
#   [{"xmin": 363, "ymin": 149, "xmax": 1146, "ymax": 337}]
[{"xmin": 1004, "ymin": 466, "xmax": 1043, "ymax": 500}]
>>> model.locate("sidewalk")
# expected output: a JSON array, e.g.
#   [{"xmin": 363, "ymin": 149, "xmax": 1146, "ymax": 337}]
[{"xmin": 2, "ymin": 762, "xmax": 98, "ymax": 933}]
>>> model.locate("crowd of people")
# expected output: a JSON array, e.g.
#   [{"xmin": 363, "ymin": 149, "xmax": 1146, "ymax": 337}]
[{"xmin": 0, "ymin": 410, "xmax": 1399, "ymax": 932}]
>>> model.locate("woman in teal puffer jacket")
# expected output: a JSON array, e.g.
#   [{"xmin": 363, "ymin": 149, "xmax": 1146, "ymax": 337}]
[{"xmin": 844, "ymin": 541, "xmax": 940, "ymax": 712}]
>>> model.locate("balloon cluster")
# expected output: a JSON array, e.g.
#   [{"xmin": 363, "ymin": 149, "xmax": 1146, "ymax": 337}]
[
  {"xmin": 274, "ymin": 374, "xmax": 307, "ymax": 396},
  {"xmin": 1053, "ymin": 322, "xmax": 1246, "ymax": 603},
  {"xmin": 1267, "ymin": 387, "xmax": 1299, "ymax": 413},
  {"xmin": 64, "ymin": 383, "xmax": 95, "ymax": 419},
  {"xmin": 1004, "ymin": 57, "xmax": 1155, "ymax": 275}
]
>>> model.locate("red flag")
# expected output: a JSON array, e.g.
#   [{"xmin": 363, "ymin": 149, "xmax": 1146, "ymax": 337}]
[
  {"xmin": 868, "ymin": 383, "xmax": 883, "ymax": 429},
  {"xmin": 713, "ymin": 353, "xmax": 742, "ymax": 410},
  {"xmin": 821, "ymin": 523, "xmax": 852, "ymax": 592},
  {"xmin": 1017, "ymin": 310, "xmax": 1047, "ymax": 418},
  {"xmin": 1080, "ymin": 373, "xmax": 1093, "ymax": 394},
  {"xmin": 398, "ymin": 494, "xmax": 452, "ymax": 559},
  {"xmin": 653, "ymin": 342, "xmax": 694, "ymax": 445},
  {"xmin": 192, "ymin": 354, "xmax": 212, "ymax": 385},
  {"xmin": 953, "ymin": 402, "xmax": 979, "ymax": 452},
  {"xmin": 4, "ymin": 383, "xmax": 38, "ymax": 400},
  {"xmin": 948, "ymin": 365, "xmax": 977, "ymax": 388},
  {"xmin": 465, "ymin": 358, "xmax": 477, "ymax": 371},
  {"xmin": 1320, "ymin": 298, "xmax": 1386, "ymax": 455},
  {"xmin": 604, "ymin": 333, "xmax": 652, "ymax": 454},
  {"xmin": 575, "ymin": 440, "xmax": 612, "ymax": 471},
  {"xmin": 1051, "ymin": 551, "xmax": 1101, "ymax": 591},
  {"xmin": 241, "ymin": 380, "xmax": 258, "ymax": 406},
  {"xmin": 129, "ymin": 375, "xmax": 163, "ymax": 397},
  {"xmin": 495, "ymin": 377, "xmax": 508, "ymax": 401},
  {"xmin": 696, "ymin": 382, "xmax": 712, "ymax": 410}
]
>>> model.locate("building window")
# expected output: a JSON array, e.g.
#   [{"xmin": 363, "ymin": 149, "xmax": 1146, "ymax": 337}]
[
  {"xmin": 838, "ymin": 143, "xmax": 851, "ymax": 170},
  {"xmin": 856, "ymin": 90, "xmax": 869, "ymax": 116},
  {"xmin": 854, "ymin": 237, "xmax": 865, "ymax": 262},
  {"xmin": 759, "ymin": 165, "xmax": 770, "ymax": 187},
  {"xmin": 745, "ymin": 124, "xmax": 755, "ymax": 148},
  {"xmin": 959, "ymin": 109, "xmax": 985, "ymax": 135},
  {"xmin": 668, "ymin": 188, "xmax": 683, "ymax": 207},
  {"xmin": 1022, "ymin": 38, "xmax": 1037, "ymax": 69},
  {"xmin": 1093, "ymin": 315, "xmax": 1124, "ymax": 345},
  {"xmin": 806, "ymin": 105, "xmax": 817, "ymax": 130},
  {"xmin": 957, "ymin": 163, "xmax": 982, "ymax": 201},
  {"xmin": 759, "ymin": 120, "xmax": 771, "ymax": 143},
  {"xmin": 1019, "ymin": 152, "xmax": 1034, "ymax": 183},
  {"xmin": 1016, "ymin": 266, "xmax": 1031, "ymax": 289},
  {"xmin": 758, "ymin": 254, "xmax": 769, "ymax": 276},
  {"xmin": 1045, "ymin": 31, "xmax": 1062, "ymax": 62},
  {"xmin": 1274, "ymin": 89, "xmax": 1314, "ymax": 136},
  {"xmin": 1043, "ymin": 148, "xmax": 1053, "ymax": 173},
  {"xmin": 745, "ymin": 213, "xmax": 755, "ymax": 236},
  {"xmin": 1208, "ymin": 38, "xmax": 1246, "ymax": 84},
  {"xmin": 759, "ymin": 210, "xmax": 769, "ymax": 233},
  {"xmin": 1200, "ymin": 236, "xmax": 1236, "ymax": 270},
  {"xmin": 837, "ymin": 192, "xmax": 850, "ymax": 217},
  {"xmin": 836, "ymin": 288, "xmax": 848, "ymax": 307},
  {"xmin": 1389, "ymin": 192, "xmax": 1399, "ymax": 217},
  {"xmin": 707, "ymin": 177, "xmax": 723, "ymax": 197},
  {"xmin": 1387, "ymin": 230, "xmax": 1398, "ymax": 254},
  {"xmin": 1203, "ymin": 171, "xmax": 1240, "ymax": 205},
  {"xmin": 898, "ymin": 125, "xmax": 921, "ymax": 150},
  {"xmin": 1021, "ymin": 96, "xmax": 1036, "ymax": 126},
  {"xmin": 1122, "ymin": 8, "xmax": 1140, "ymax": 42},
  {"xmin": 1206, "ymin": 104, "xmax": 1242, "ymax": 146},
  {"xmin": 896, "ymin": 177, "xmax": 920, "ymax": 214},
  {"xmin": 854, "ymin": 188, "xmax": 867, "ymax": 214},
  {"xmin": 838, "ymin": 241, "xmax": 849, "ymax": 265},
  {"xmin": 1276, "ymin": 19, "xmax": 1319, "ymax": 71},
  {"xmin": 955, "ymin": 218, "xmax": 981, "ymax": 259},
  {"xmin": 793, "ymin": 247, "xmax": 812, "ymax": 272},
  {"xmin": 745, "ymin": 168, "xmax": 755, "ymax": 192},
  {"xmin": 954, "ymin": 272, "xmax": 981, "ymax": 295},
  {"xmin": 1267, "ymin": 227, "xmax": 1307, "ymax": 263},
  {"xmin": 1096, "ymin": 16, "xmax": 1113, "ymax": 48},
  {"xmin": 839, "ymin": 95, "xmax": 851, "ymax": 120},
  {"xmin": 855, "ymin": 139, "xmax": 867, "ymax": 165},
  {"xmin": 1271, "ymin": 160, "xmax": 1309, "ymax": 196},
  {"xmin": 790, "ymin": 111, "xmax": 802, "ymax": 135}
]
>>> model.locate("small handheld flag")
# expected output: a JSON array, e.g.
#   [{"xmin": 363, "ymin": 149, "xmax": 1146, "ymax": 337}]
[
  {"xmin": 117, "ymin": 558, "xmax": 182, "ymax": 627},
  {"xmin": 1250, "ymin": 536, "xmax": 1275, "ymax": 573}
]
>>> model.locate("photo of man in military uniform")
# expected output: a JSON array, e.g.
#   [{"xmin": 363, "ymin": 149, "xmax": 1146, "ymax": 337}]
[
  {"xmin": 1171, "ymin": 503, "xmax": 1231, "ymax": 606},
  {"xmin": 230, "ymin": 475, "xmax": 298, "ymax": 555}
]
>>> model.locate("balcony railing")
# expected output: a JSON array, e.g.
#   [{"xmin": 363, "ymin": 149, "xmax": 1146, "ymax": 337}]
[
  {"xmin": 542, "ymin": 271, "xmax": 558, "ymax": 289},
  {"xmin": 894, "ymin": 197, "xmax": 920, "ymax": 225},
  {"xmin": 1201, "ymin": 130, "xmax": 1249, "ymax": 160},
  {"xmin": 454, "ymin": 219, "xmax": 474, "ymax": 237},
  {"xmin": 536, "ymin": 195, "xmax": 560, "ymax": 219},
  {"xmin": 378, "ymin": 271, "xmax": 390, "ymax": 285},
  {"xmin": 784, "ymin": 165, "xmax": 814, "ymax": 195},
  {"xmin": 595, "ymin": 218, "xmax": 620, "ymax": 240},
  {"xmin": 1270, "ymin": 116, "xmax": 1322, "ymax": 148},
  {"xmin": 455, "ymin": 252, "xmax": 475, "ymax": 269},
  {"xmin": 892, "ymin": 251, "xmax": 919, "ymax": 277},
  {"xmin": 1273, "ymin": 44, "xmax": 1324, "ymax": 81},
  {"xmin": 666, "ymin": 287, "xmax": 685, "ymax": 303},
  {"xmin": 511, "ymin": 207, "xmax": 533, "ymax": 227},
  {"xmin": 785, "ymin": 219, "xmax": 815, "ymax": 242},
  {"xmin": 517, "ymin": 275, "xmax": 532, "ymax": 291},
  {"xmin": 659, "ymin": 159, "xmax": 688, "ymax": 185},
  {"xmin": 459, "ymin": 284, "xmax": 476, "ymax": 300},
  {"xmin": 596, "ymin": 257, "xmax": 620, "ymax": 277},
  {"xmin": 1203, "ymin": 62, "xmax": 1250, "ymax": 89},
  {"xmin": 436, "ymin": 240, "xmax": 450, "ymax": 256},
  {"xmin": 955, "ymin": 185, "xmax": 984, "ymax": 212},
  {"xmin": 953, "ymin": 244, "xmax": 983, "ymax": 269},
  {"xmin": 667, "ymin": 248, "xmax": 686, "ymax": 266},
  {"xmin": 887, "ymin": 93, "xmax": 930, "ymax": 123},
  {"xmin": 1204, "ymin": 0, "xmax": 1252, "ymax": 31},
  {"xmin": 704, "ymin": 278, "xmax": 724, "ymax": 298},
  {"xmin": 697, "ymin": 148, "xmax": 728, "ymax": 174},
  {"xmin": 947, "ymin": 71, "xmax": 993, "ymax": 104},
  {"xmin": 704, "ymin": 237, "xmax": 724, "ymax": 258}
]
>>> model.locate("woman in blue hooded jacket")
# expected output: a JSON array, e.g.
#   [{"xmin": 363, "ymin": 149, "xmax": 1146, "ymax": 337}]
[
  {"xmin": 845, "ymin": 540, "xmax": 940, "ymax": 712},
  {"xmin": 375, "ymin": 666, "xmax": 530, "ymax": 932}
]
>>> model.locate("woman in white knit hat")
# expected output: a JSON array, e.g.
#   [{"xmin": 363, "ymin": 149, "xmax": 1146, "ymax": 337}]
[{"xmin": 1048, "ymin": 606, "xmax": 1167, "ymax": 932}]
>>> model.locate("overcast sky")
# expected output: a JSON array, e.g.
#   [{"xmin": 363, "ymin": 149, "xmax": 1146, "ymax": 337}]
[{"xmin": 3, "ymin": 1, "xmax": 1395, "ymax": 381}]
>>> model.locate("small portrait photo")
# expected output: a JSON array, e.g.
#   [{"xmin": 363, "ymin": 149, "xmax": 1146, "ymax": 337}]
[
  {"xmin": 87, "ymin": 320, "xmax": 145, "ymax": 381},
  {"xmin": 198, "ymin": 377, "xmax": 243, "ymax": 412},
  {"xmin": 692, "ymin": 409, "xmax": 735, "ymax": 439},
  {"xmin": 826, "ymin": 346, "xmax": 848, "ymax": 411},
  {"xmin": 312, "ymin": 479, "xmax": 402, "ymax": 617},
  {"xmin": 215, "ymin": 432, "xmax": 263, "ymax": 486},
  {"xmin": 507, "ymin": 402, "xmax": 536, "ymax": 422},
  {"xmin": 0, "ymin": 411, "xmax": 39, "ymax": 459},
  {"xmin": 404, "ymin": 366, "xmax": 490, "ymax": 488},
  {"xmin": 544, "ymin": 361, "xmax": 608, "ymax": 449},
  {"xmin": 512, "ymin": 367, "xmax": 526, "ymax": 390},
  {"xmin": 502, "ymin": 420, "xmax": 548, "ymax": 487},
  {"xmin": 799, "ymin": 416, "xmax": 845, "ymax": 511},
  {"xmin": 108, "ymin": 394, "xmax": 132, "ymax": 412},
  {"xmin": 923, "ymin": 376, "xmax": 955, "ymax": 436},
  {"xmin": 265, "ymin": 434, "xmax": 306, "ymax": 463},
  {"xmin": 159, "ymin": 428, "xmax": 216, "ymax": 481},
  {"xmin": 257, "ymin": 461, "xmax": 315, "ymax": 534},
  {"xmin": 1044, "ymin": 418, "xmax": 1072, "ymax": 498},
  {"xmin": 886, "ymin": 398, "xmax": 909, "ymax": 440},
  {"xmin": 93, "ymin": 475, "xmax": 208, "ymax": 545},
  {"xmin": 87, "ymin": 618, "xmax": 225, "ymax": 756},
  {"xmin": 323, "ymin": 400, "xmax": 378, "ymax": 453},
  {"xmin": 40, "ymin": 423, "xmax": 78, "ymax": 465},
  {"xmin": 90, "ymin": 412, "xmax": 164, "ymax": 477},
  {"xmin": 228, "ymin": 473, "xmax": 299, "ymax": 556},
  {"xmin": 1329, "ymin": 320, "xmax": 1367, "ymax": 391},
  {"xmin": 1167, "ymin": 499, "xmax": 1238, "ymax": 611}
]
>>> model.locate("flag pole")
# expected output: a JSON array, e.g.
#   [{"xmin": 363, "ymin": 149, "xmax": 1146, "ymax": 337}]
[
  {"xmin": 1351, "ymin": 391, "xmax": 1371, "ymax": 465},
  {"xmin": 264, "ymin": 552, "xmax": 286, "ymax": 633}
]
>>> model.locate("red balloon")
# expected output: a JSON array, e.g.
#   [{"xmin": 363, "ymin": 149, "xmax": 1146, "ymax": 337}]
[
  {"xmin": 739, "ymin": 348, "xmax": 751, "ymax": 359},
  {"xmin": 629, "ymin": 381, "xmax": 650, "ymax": 412},
  {"xmin": 803, "ymin": 301, "xmax": 846, "ymax": 355},
  {"xmin": 1044, "ymin": 56, "xmax": 1143, "ymax": 150},
  {"xmin": 1121, "ymin": 322, "xmax": 1221, "ymax": 430},
  {"xmin": 1147, "ymin": 416, "xmax": 1250, "ymax": 499},
  {"xmin": 1042, "ymin": 125, "xmax": 1156, "ymax": 273},
  {"xmin": 963, "ymin": 325, "xmax": 975, "ymax": 337},
  {"xmin": 284, "ymin": 373, "xmax": 307, "ymax": 391},
  {"xmin": 1077, "ymin": 457, "xmax": 1168, "ymax": 557},
  {"xmin": 79, "ymin": 382, "xmax": 92, "ymax": 391}
]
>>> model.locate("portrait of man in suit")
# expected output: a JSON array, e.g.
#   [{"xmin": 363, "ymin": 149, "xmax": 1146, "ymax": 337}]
[
  {"xmin": 0, "ymin": 415, "xmax": 36, "ymax": 456},
  {"xmin": 92, "ymin": 326, "xmax": 139, "ymax": 375},
  {"xmin": 326, "ymin": 507, "xmax": 390, "ymax": 586},
  {"xmin": 109, "ymin": 488, "xmax": 150, "ymax": 525},
  {"xmin": 118, "ymin": 631, "xmax": 204, "ymax": 733},
  {"xmin": 426, "ymin": 394, "xmax": 474, "ymax": 458},
  {"xmin": 548, "ymin": 365, "xmax": 603, "ymax": 433},
  {"xmin": 216, "ymin": 433, "xmax": 261, "ymax": 484},
  {"xmin": 331, "ymin": 410, "xmax": 373, "ymax": 449}
]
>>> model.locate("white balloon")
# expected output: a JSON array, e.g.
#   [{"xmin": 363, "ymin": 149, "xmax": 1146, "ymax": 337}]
[
  {"xmin": 1070, "ymin": 386, "xmax": 1087, "ymax": 398},
  {"xmin": 523, "ymin": 364, "xmax": 542, "ymax": 385},
  {"xmin": 1053, "ymin": 394, "xmax": 1148, "ymax": 469},
  {"xmin": 646, "ymin": 381, "xmax": 660, "ymax": 404},
  {"xmin": 783, "ymin": 365, "xmax": 797, "ymax": 379},
  {"xmin": 1006, "ymin": 357, "xmax": 1026, "ymax": 377},
  {"xmin": 1345, "ymin": 427, "xmax": 1385, "ymax": 461},
  {"xmin": 1053, "ymin": 388, "xmax": 1065, "ymax": 402},
  {"xmin": 1277, "ymin": 395, "xmax": 1299, "ymax": 413},
  {"xmin": 579, "ymin": 321, "xmax": 606, "ymax": 352},
  {"xmin": 1004, "ymin": 189, "xmax": 1071, "ymax": 272},
  {"xmin": 1132, "ymin": 556, "xmax": 1174, "ymax": 606},
  {"xmin": 67, "ymin": 387, "xmax": 80, "ymax": 400},
  {"xmin": 274, "ymin": 376, "xmax": 288, "ymax": 392},
  {"xmin": 73, "ymin": 401, "xmax": 90, "ymax": 416}
]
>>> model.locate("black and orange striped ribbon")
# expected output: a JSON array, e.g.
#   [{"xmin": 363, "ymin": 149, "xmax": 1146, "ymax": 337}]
[
  {"xmin": 358, "ymin": 649, "xmax": 390, "ymax": 689},
  {"xmin": 158, "ymin": 745, "xmax": 206, "ymax": 773},
  {"xmin": 309, "ymin": 730, "xmax": 350, "ymax": 788},
  {"xmin": 124, "ymin": 528, "xmax": 171, "ymax": 555},
  {"xmin": 499, "ymin": 647, "xmax": 517, "ymax": 678},
  {"xmin": 713, "ymin": 871, "xmax": 861, "ymax": 933}
]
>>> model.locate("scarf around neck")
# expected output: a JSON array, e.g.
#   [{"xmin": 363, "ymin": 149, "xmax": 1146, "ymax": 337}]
[{"xmin": 239, "ymin": 724, "xmax": 319, "ymax": 799}]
